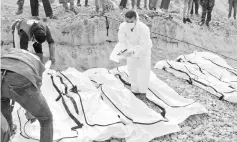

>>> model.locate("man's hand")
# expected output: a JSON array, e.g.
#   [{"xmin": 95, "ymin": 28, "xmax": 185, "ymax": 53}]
[
  {"xmin": 25, "ymin": 111, "xmax": 36, "ymax": 123},
  {"xmin": 50, "ymin": 57, "xmax": 56, "ymax": 64}
]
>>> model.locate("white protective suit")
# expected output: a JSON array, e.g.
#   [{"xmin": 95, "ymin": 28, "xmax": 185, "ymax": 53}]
[{"xmin": 112, "ymin": 11, "xmax": 153, "ymax": 93}]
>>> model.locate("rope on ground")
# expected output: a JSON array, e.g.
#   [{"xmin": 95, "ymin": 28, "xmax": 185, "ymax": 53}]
[{"xmin": 103, "ymin": 14, "xmax": 237, "ymax": 62}]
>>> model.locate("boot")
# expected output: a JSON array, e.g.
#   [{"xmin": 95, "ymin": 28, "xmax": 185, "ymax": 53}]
[
  {"xmin": 63, "ymin": 3, "xmax": 70, "ymax": 12},
  {"xmin": 183, "ymin": 18, "xmax": 186, "ymax": 23},
  {"xmin": 16, "ymin": 6, "xmax": 23, "ymax": 15},
  {"xmin": 77, "ymin": 0, "xmax": 81, "ymax": 6},
  {"xmin": 186, "ymin": 18, "xmax": 192, "ymax": 23}
]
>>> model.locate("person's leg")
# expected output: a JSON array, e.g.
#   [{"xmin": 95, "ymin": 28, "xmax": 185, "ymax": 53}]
[
  {"xmin": 137, "ymin": 56, "xmax": 151, "ymax": 99},
  {"xmin": 190, "ymin": 1, "xmax": 194, "ymax": 14},
  {"xmin": 1, "ymin": 73, "xmax": 53, "ymax": 142},
  {"xmin": 41, "ymin": 0, "xmax": 53, "ymax": 17},
  {"xmin": 144, "ymin": 0, "xmax": 148, "ymax": 9},
  {"xmin": 137, "ymin": 0, "xmax": 141, "ymax": 9},
  {"xmin": 77, "ymin": 0, "xmax": 81, "ymax": 6},
  {"xmin": 187, "ymin": 0, "xmax": 193, "ymax": 18},
  {"xmin": 183, "ymin": 0, "xmax": 188, "ymax": 17},
  {"xmin": 85, "ymin": 0, "xmax": 89, "ymax": 6},
  {"xmin": 233, "ymin": 0, "xmax": 237, "ymax": 19},
  {"xmin": 69, "ymin": 0, "xmax": 75, "ymax": 10},
  {"xmin": 16, "ymin": 0, "xmax": 24, "ymax": 15},
  {"xmin": 131, "ymin": 0, "xmax": 136, "ymax": 8},
  {"xmin": 1, "ymin": 98, "xmax": 13, "ymax": 131},
  {"xmin": 1, "ymin": 113, "xmax": 11, "ymax": 142},
  {"xmin": 200, "ymin": 4, "xmax": 207, "ymax": 24},
  {"xmin": 195, "ymin": 0, "xmax": 199, "ymax": 14},
  {"xmin": 228, "ymin": 0, "xmax": 233, "ymax": 18},
  {"xmin": 30, "ymin": 0, "xmax": 39, "ymax": 16},
  {"xmin": 95, "ymin": 0, "xmax": 99, "ymax": 12},
  {"xmin": 206, "ymin": 5, "xmax": 213, "ymax": 26},
  {"xmin": 127, "ymin": 58, "xmax": 139, "ymax": 94}
]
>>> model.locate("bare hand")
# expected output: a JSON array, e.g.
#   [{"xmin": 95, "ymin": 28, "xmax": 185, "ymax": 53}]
[{"xmin": 25, "ymin": 111, "xmax": 36, "ymax": 123}]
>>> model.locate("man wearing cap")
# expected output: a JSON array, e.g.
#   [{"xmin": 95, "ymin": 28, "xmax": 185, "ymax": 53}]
[{"xmin": 11, "ymin": 19, "xmax": 56, "ymax": 63}]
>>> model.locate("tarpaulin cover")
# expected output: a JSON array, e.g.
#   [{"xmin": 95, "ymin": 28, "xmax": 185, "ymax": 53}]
[{"xmin": 155, "ymin": 51, "xmax": 237, "ymax": 103}]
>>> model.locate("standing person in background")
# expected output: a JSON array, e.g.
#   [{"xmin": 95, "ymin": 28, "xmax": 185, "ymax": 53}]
[
  {"xmin": 77, "ymin": 0, "xmax": 89, "ymax": 7},
  {"xmin": 95, "ymin": 0, "xmax": 105, "ymax": 13},
  {"xmin": 11, "ymin": 19, "xmax": 56, "ymax": 63},
  {"xmin": 1, "ymin": 113, "xmax": 11, "ymax": 142},
  {"xmin": 160, "ymin": 0, "xmax": 170, "ymax": 13},
  {"xmin": 30, "ymin": 0, "xmax": 57, "ymax": 20},
  {"xmin": 190, "ymin": 0, "xmax": 199, "ymax": 15},
  {"xmin": 16, "ymin": 0, "xmax": 25, "ymax": 15},
  {"xmin": 228, "ymin": 0, "xmax": 237, "ymax": 19},
  {"xmin": 183, "ymin": 0, "xmax": 193, "ymax": 23},
  {"xmin": 137, "ymin": 0, "xmax": 148, "ymax": 10},
  {"xmin": 119, "ymin": 0, "xmax": 128, "ymax": 9},
  {"xmin": 200, "ymin": 0, "xmax": 215, "ymax": 26},
  {"xmin": 59, "ymin": 0, "xmax": 77, "ymax": 14}
]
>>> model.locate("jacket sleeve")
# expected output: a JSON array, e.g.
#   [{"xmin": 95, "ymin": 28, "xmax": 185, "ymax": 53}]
[
  {"xmin": 132, "ymin": 25, "xmax": 152, "ymax": 57},
  {"xmin": 118, "ymin": 22, "xmax": 128, "ymax": 44}
]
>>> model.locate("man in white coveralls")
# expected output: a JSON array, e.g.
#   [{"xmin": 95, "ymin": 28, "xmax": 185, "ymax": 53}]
[{"xmin": 114, "ymin": 10, "xmax": 152, "ymax": 99}]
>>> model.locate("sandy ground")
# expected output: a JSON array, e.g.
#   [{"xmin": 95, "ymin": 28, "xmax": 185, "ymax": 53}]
[{"xmin": 1, "ymin": 0, "xmax": 237, "ymax": 142}]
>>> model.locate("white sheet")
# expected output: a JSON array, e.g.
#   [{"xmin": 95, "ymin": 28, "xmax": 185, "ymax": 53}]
[{"xmin": 155, "ymin": 52, "xmax": 237, "ymax": 103}]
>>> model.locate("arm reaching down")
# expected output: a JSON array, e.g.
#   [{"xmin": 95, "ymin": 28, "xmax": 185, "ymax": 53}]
[{"xmin": 45, "ymin": 25, "xmax": 56, "ymax": 63}]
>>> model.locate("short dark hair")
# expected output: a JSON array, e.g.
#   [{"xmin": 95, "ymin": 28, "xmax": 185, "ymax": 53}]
[
  {"xmin": 125, "ymin": 10, "xmax": 137, "ymax": 19},
  {"xmin": 34, "ymin": 29, "xmax": 46, "ymax": 43}
]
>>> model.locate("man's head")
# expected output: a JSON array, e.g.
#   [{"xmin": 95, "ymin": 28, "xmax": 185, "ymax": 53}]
[
  {"xmin": 125, "ymin": 10, "xmax": 137, "ymax": 23},
  {"xmin": 31, "ymin": 23, "xmax": 46, "ymax": 44}
]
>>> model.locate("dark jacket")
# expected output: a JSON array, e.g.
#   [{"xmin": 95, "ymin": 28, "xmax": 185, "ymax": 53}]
[{"xmin": 1, "ymin": 48, "xmax": 45, "ymax": 89}]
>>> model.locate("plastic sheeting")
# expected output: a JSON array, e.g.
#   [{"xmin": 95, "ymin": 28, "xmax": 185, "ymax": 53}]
[
  {"xmin": 155, "ymin": 51, "xmax": 237, "ymax": 103},
  {"xmin": 11, "ymin": 65, "xmax": 207, "ymax": 142},
  {"xmin": 108, "ymin": 66, "xmax": 207, "ymax": 124}
]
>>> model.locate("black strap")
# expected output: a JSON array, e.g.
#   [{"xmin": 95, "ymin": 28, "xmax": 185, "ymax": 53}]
[
  {"xmin": 50, "ymin": 75, "xmax": 83, "ymax": 130},
  {"xmin": 59, "ymin": 72, "xmax": 124, "ymax": 127},
  {"xmin": 57, "ymin": 76, "xmax": 79, "ymax": 115}
]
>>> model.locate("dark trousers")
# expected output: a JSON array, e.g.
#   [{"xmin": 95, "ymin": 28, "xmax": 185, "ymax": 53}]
[
  {"xmin": 30, "ymin": 0, "xmax": 53, "ymax": 17},
  {"xmin": 201, "ymin": 1, "xmax": 213, "ymax": 24},
  {"xmin": 77, "ymin": 0, "xmax": 88, "ymax": 5},
  {"xmin": 1, "ymin": 113, "xmax": 11, "ymax": 142},
  {"xmin": 191, "ymin": 0, "xmax": 199, "ymax": 14},
  {"xmin": 1, "ymin": 71, "xmax": 53, "ymax": 142},
  {"xmin": 228, "ymin": 0, "xmax": 237, "ymax": 18},
  {"xmin": 119, "ymin": 0, "xmax": 127, "ymax": 8}
]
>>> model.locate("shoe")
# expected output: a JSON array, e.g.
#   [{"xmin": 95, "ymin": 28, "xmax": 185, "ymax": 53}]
[
  {"xmin": 85, "ymin": 4, "xmax": 90, "ymax": 7},
  {"xmin": 206, "ymin": 23, "xmax": 210, "ymax": 27},
  {"xmin": 16, "ymin": 7, "xmax": 23, "ymax": 15},
  {"xmin": 48, "ymin": 15, "xmax": 57, "ymax": 19},
  {"xmin": 32, "ymin": 16, "xmax": 40, "ymax": 20},
  {"xmin": 77, "ymin": 3, "xmax": 81, "ymax": 6},
  {"xmin": 234, "ymin": 17, "xmax": 236, "ymax": 19},
  {"xmin": 186, "ymin": 18, "xmax": 192, "ymax": 23},
  {"xmin": 183, "ymin": 18, "xmax": 186, "ymax": 23},
  {"xmin": 137, "ymin": 6, "xmax": 142, "ymax": 10},
  {"xmin": 199, "ymin": 21, "xmax": 204, "ymax": 26},
  {"xmin": 70, "ymin": 8, "xmax": 78, "ymax": 15}
]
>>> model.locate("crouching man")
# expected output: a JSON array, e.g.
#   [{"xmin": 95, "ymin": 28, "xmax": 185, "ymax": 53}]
[
  {"xmin": 12, "ymin": 19, "xmax": 56, "ymax": 63},
  {"xmin": 1, "ymin": 48, "xmax": 53, "ymax": 142},
  {"xmin": 117, "ymin": 10, "xmax": 152, "ymax": 99}
]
